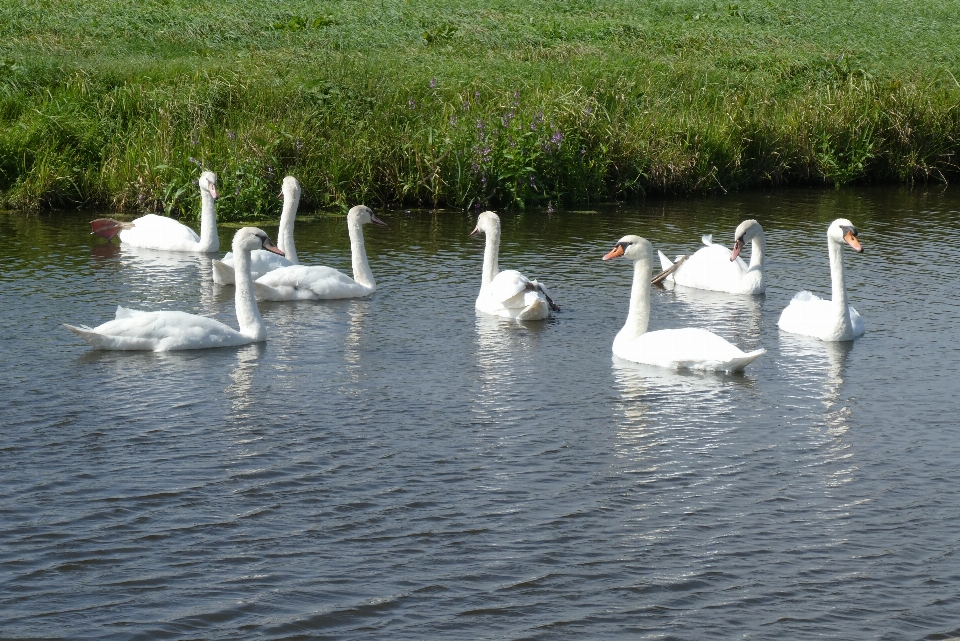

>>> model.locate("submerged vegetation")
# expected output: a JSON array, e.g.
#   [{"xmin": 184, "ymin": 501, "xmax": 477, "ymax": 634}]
[{"xmin": 1, "ymin": 0, "xmax": 959, "ymax": 218}]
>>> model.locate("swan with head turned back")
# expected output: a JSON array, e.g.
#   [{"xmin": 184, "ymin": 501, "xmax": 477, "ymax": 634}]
[
  {"xmin": 778, "ymin": 218, "xmax": 865, "ymax": 342},
  {"xmin": 604, "ymin": 235, "xmax": 764, "ymax": 372},
  {"xmin": 470, "ymin": 211, "xmax": 560, "ymax": 320},
  {"xmin": 90, "ymin": 171, "xmax": 221, "ymax": 253},
  {"xmin": 65, "ymin": 227, "xmax": 283, "ymax": 351},
  {"xmin": 656, "ymin": 219, "xmax": 766, "ymax": 294},
  {"xmin": 213, "ymin": 176, "xmax": 301, "ymax": 285},
  {"xmin": 252, "ymin": 205, "xmax": 386, "ymax": 301}
]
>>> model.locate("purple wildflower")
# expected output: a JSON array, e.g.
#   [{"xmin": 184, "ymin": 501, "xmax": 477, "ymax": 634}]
[
  {"xmin": 430, "ymin": 78, "xmax": 437, "ymax": 89},
  {"xmin": 475, "ymin": 91, "xmax": 480, "ymax": 98},
  {"xmin": 235, "ymin": 187, "xmax": 240, "ymax": 195},
  {"xmin": 529, "ymin": 174, "xmax": 536, "ymax": 186},
  {"xmin": 227, "ymin": 131, "xmax": 235, "ymax": 140},
  {"xmin": 585, "ymin": 106, "xmax": 592, "ymax": 116},
  {"xmin": 450, "ymin": 115, "xmax": 457, "ymax": 126},
  {"xmin": 580, "ymin": 147, "xmax": 587, "ymax": 156},
  {"xmin": 188, "ymin": 157, "xmax": 199, "ymax": 166},
  {"xmin": 409, "ymin": 98, "xmax": 416, "ymax": 110},
  {"xmin": 296, "ymin": 139, "xmax": 303, "ymax": 150},
  {"xmin": 551, "ymin": 131, "xmax": 564, "ymax": 145}
]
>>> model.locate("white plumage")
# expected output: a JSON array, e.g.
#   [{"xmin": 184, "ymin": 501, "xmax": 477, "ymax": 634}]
[{"xmin": 656, "ymin": 220, "xmax": 766, "ymax": 295}]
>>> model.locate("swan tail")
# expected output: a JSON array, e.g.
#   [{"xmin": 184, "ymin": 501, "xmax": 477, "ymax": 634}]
[
  {"xmin": 652, "ymin": 254, "xmax": 687, "ymax": 285},
  {"xmin": 90, "ymin": 218, "xmax": 134, "ymax": 240},
  {"xmin": 701, "ymin": 234, "xmax": 713, "ymax": 246},
  {"xmin": 725, "ymin": 348, "xmax": 765, "ymax": 372},
  {"xmin": 211, "ymin": 259, "xmax": 236, "ymax": 286},
  {"xmin": 64, "ymin": 323, "xmax": 105, "ymax": 348},
  {"xmin": 517, "ymin": 299, "xmax": 550, "ymax": 321},
  {"xmin": 657, "ymin": 250, "xmax": 674, "ymax": 272}
]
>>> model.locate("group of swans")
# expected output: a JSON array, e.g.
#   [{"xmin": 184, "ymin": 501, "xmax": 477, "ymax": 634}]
[
  {"xmin": 73, "ymin": 173, "xmax": 385, "ymax": 351},
  {"xmin": 71, "ymin": 171, "xmax": 866, "ymax": 373}
]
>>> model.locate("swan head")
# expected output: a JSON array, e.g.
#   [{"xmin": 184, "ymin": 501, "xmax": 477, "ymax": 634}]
[
  {"xmin": 730, "ymin": 219, "xmax": 762, "ymax": 261},
  {"xmin": 602, "ymin": 235, "xmax": 653, "ymax": 262},
  {"xmin": 828, "ymin": 218, "xmax": 863, "ymax": 253},
  {"xmin": 199, "ymin": 171, "xmax": 218, "ymax": 200},
  {"xmin": 348, "ymin": 205, "xmax": 386, "ymax": 226},
  {"xmin": 233, "ymin": 227, "xmax": 284, "ymax": 256},
  {"xmin": 279, "ymin": 175, "xmax": 301, "ymax": 202},
  {"xmin": 470, "ymin": 211, "xmax": 501, "ymax": 237}
]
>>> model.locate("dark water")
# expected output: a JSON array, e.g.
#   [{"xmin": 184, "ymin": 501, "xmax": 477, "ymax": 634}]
[{"xmin": 2, "ymin": 187, "xmax": 960, "ymax": 640}]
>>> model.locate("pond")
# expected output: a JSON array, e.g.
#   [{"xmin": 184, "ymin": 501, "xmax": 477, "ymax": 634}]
[{"xmin": 2, "ymin": 186, "xmax": 959, "ymax": 639}]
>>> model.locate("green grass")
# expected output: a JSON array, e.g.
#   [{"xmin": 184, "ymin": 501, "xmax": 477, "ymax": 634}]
[{"xmin": 2, "ymin": 0, "xmax": 959, "ymax": 219}]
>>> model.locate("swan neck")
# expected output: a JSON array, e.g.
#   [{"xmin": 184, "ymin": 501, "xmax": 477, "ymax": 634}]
[
  {"xmin": 278, "ymin": 193, "xmax": 299, "ymax": 264},
  {"xmin": 623, "ymin": 256, "xmax": 651, "ymax": 339},
  {"xmin": 749, "ymin": 230, "xmax": 765, "ymax": 269},
  {"xmin": 828, "ymin": 236, "xmax": 850, "ymax": 316},
  {"xmin": 481, "ymin": 227, "xmax": 500, "ymax": 287},
  {"xmin": 232, "ymin": 247, "xmax": 266, "ymax": 340},
  {"xmin": 348, "ymin": 215, "xmax": 376, "ymax": 289},
  {"xmin": 198, "ymin": 191, "xmax": 219, "ymax": 253}
]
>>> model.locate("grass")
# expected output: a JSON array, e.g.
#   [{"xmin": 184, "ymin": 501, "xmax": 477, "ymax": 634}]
[{"xmin": 1, "ymin": 0, "xmax": 959, "ymax": 219}]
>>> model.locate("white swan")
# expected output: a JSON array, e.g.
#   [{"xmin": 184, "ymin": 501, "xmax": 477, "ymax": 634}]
[
  {"xmin": 604, "ymin": 235, "xmax": 765, "ymax": 372},
  {"xmin": 65, "ymin": 227, "xmax": 283, "ymax": 351},
  {"xmin": 656, "ymin": 219, "xmax": 766, "ymax": 294},
  {"xmin": 778, "ymin": 218, "xmax": 865, "ymax": 342},
  {"xmin": 91, "ymin": 171, "xmax": 221, "ymax": 253},
  {"xmin": 470, "ymin": 211, "xmax": 559, "ymax": 320},
  {"xmin": 252, "ymin": 205, "xmax": 386, "ymax": 301},
  {"xmin": 213, "ymin": 175, "xmax": 301, "ymax": 285}
]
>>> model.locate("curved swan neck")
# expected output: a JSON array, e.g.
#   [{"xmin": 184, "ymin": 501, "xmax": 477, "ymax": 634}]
[
  {"xmin": 198, "ymin": 190, "xmax": 219, "ymax": 253},
  {"xmin": 481, "ymin": 226, "xmax": 500, "ymax": 287},
  {"xmin": 622, "ymin": 256, "xmax": 651, "ymax": 339},
  {"xmin": 749, "ymin": 229, "xmax": 766, "ymax": 270},
  {"xmin": 278, "ymin": 193, "xmax": 299, "ymax": 264},
  {"xmin": 348, "ymin": 215, "xmax": 376, "ymax": 289},
  {"xmin": 827, "ymin": 236, "xmax": 851, "ymax": 327},
  {"xmin": 232, "ymin": 246, "xmax": 266, "ymax": 340}
]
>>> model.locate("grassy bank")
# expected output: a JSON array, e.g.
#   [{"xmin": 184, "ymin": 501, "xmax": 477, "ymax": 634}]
[{"xmin": 2, "ymin": 0, "xmax": 959, "ymax": 219}]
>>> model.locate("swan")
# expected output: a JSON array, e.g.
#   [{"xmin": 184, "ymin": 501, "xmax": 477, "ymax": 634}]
[
  {"xmin": 656, "ymin": 219, "xmax": 766, "ymax": 294},
  {"xmin": 252, "ymin": 205, "xmax": 386, "ymax": 301},
  {"xmin": 65, "ymin": 227, "xmax": 283, "ymax": 351},
  {"xmin": 213, "ymin": 175, "xmax": 301, "ymax": 285},
  {"xmin": 603, "ymin": 235, "xmax": 765, "ymax": 372},
  {"xmin": 778, "ymin": 218, "xmax": 865, "ymax": 341},
  {"xmin": 470, "ymin": 211, "xmax": 559, "ymax": 320},
  {"xmin": 90, "ymin": 171, "xmax": 221, "ymax": 253}
]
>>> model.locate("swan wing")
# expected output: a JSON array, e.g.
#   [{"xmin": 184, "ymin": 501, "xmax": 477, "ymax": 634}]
[
  {"xmin": 778, "ymin": 291, "xmax": 864, "ymax": 340},
  {"xmin": 255, "ymin": 265, "xmax": 372, "ymax": 300},
  {"xmin": 614, "ymin": 327, "xmax": 764, "ymax": 372},
  {"xmin": 66, "ymin": 310, "xmax": 247, "ymax": 351},
  {"xmin": 117, "ymin": 214, "xmax": 201, "ymax": 251},
  {"xmin": 487, "ymin": 269, "xmax": 532, "ymax": 303}
]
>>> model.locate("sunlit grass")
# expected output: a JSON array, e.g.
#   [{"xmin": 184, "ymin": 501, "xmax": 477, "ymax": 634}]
[{"xmin": 1, "ymin": 0, "xmax": 959, "ymax": 217}]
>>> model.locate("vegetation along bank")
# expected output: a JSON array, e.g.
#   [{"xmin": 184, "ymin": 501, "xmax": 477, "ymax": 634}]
[{"xmin": 2, "ymin": 0, "xmax": 959, "ymax": 220}]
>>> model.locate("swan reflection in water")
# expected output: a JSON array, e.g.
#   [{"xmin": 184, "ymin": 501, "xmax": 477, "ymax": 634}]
[
  {"xmin": 226, "ymin": 342, "xmax": 267, "ymax": 416},
  {"xmin": 778, "ymin": 334, "xmax": 856, "ymax": 487},
  {"xmin": 472, "ymin": 314, "xmax": 548, "ymax": 418}
]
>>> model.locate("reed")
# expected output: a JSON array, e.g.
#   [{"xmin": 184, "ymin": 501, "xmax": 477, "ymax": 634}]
[{"xmin": 2, "ymin": 0, "xmax": 958, "ymax": 218}]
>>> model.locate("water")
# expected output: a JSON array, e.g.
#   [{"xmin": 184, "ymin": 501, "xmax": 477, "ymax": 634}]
[{"xmin": 2, "ymin": 187, "xmax": 959, "ymax": 640}]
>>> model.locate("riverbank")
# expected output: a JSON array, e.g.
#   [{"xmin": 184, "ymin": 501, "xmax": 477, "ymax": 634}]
[{"xmin": 2, "ymin": 0, "xmax": 958, "ymax": 219}]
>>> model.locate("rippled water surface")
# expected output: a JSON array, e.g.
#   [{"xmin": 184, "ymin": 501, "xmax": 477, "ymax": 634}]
[{"xmin": 3, "ymin": 187, "xmax": 960, "ymax": 640}]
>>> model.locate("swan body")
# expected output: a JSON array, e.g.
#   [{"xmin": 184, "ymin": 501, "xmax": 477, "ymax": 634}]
[
  {"xmin": 65, "ymin": 227, "xmax": 283, "ymax": 351},
  {"xmin": 778, "ymin": 218, "xmax": 865, "ymax": 342},
  {"xmin": 604, "ymin": 235, "xmax": 764, "ymax": 372},
  {"xmin": 657, "ymin": 220, "xmax": 765, "ymax": 294},
  {"xmin": 470, "ymin": 211, "xmax": 559, "ymax": 320},
  {"xmin": 213, "ymin": 176, "xmax": 301, "ymax": 285},
  {"xmin": 253, "ymin": 205, "xmax": 385, "ymax": 302},
  {"xmin": 90, "ymin": 171, "xmax": 220, "ymax": 253}
]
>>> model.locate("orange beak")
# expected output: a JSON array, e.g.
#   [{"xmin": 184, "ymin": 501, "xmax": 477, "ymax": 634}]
[
  {"xmin": 602, "ymin": 244, "xmax": 625, "ymax": 261},
  {"xmin": 730, "ymin": 238, "xmax": 745, "ymax": 261},
  {"xmin": 844, "ymin": 231, "xmax": 863, "ymax": 253}
]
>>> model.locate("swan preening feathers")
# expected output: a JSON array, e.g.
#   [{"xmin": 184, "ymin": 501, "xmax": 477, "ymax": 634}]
[
  {"xmin": 777, "ymin": 218, "xmax": 865, "ymax": 342},
  {"xmin": 213, "ymin": 175, "xmax": 301, "ymax": 285},
  {"xmin": 66, "ymin": 227, "xmax": 283, "ymax": 351},
  {"xmin": 604, "ymin": 235, "xmax": 765, "ymax": 372},
  {"xmin": 656, "ymin": 219, "xmax": 766, "ymax": 295},
  {"xmin": 470, "ymin": 211, "xmax": 559, "ymax": 321},
  {"xmin": 91, "ymin": 171, "xmax": 221, "ymax": 253}
]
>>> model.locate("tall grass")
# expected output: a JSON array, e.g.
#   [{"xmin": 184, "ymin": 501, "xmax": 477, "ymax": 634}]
[{"xmin": 1, "ymin": 0, "xmax": 959, "ymax": 218}]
